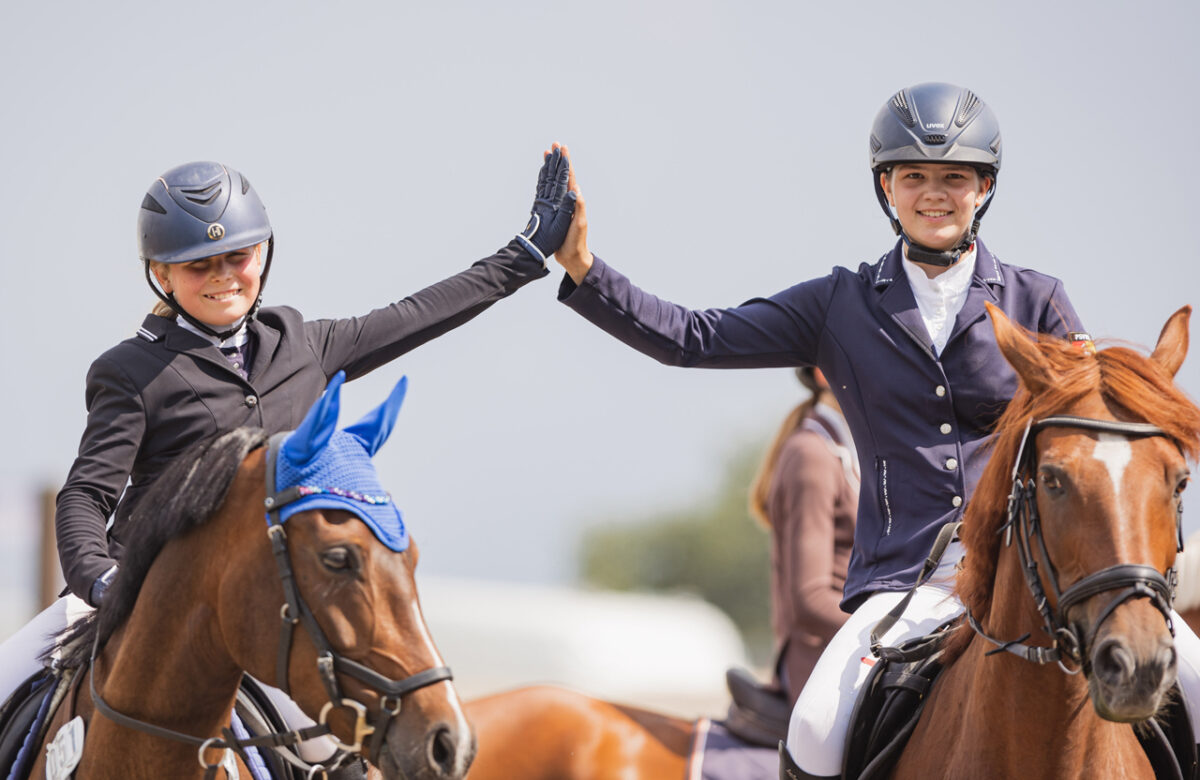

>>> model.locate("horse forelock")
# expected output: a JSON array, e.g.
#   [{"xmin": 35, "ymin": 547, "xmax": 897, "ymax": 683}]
[
  {"xmin": 946, "ymin": 334, "xmax": 1200, "ymax": 662},
  {"xmin": 91, "ymin": 426, "xmax": 270, "ymax": 647}
]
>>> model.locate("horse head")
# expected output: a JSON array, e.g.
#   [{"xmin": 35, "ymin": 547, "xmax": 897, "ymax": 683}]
[
  {"xmin": 217, "ymin": 372, "xmax": 474, "ymax": 778},
  {"xmin": 959, "ymin": 304, "xmax": 1200, "ymax": 724}
]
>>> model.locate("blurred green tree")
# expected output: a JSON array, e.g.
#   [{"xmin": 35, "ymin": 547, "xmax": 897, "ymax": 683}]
[{"xmin": 578, "ymin": 444, "xmax": 773, "ymax": 661}]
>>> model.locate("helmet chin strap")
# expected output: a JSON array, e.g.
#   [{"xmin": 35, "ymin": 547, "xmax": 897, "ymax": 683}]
[
  {"xmin": 901, "ymin": 218, "xmax": 980, "ymax": 267},
  {"xmin": 143, "ymin": 237, "xmax": 275, "ymax": 342}
]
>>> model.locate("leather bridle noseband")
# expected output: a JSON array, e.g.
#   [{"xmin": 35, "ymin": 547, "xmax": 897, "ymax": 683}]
[
  {"xmin": 90, "ymin": 435, "xmax": 453, "ymax": 777},
  {"xmin": 968, "ymin": 415, "xmax": 1184, "ymax": 673}
]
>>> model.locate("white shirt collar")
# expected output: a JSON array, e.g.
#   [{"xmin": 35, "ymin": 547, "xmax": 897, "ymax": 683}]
[
  {"xmin": 901, "ymin": 245, "xmax": 977, "ymax": 356},
  {"xmin": 177, "ymin": 317, "xmax": 249, "ymax": 349}
]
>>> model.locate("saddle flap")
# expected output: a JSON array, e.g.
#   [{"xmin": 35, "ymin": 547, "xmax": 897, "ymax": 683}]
[{"xmin": 722, "ymin": 667, "xmax": 791, "ymax": 748}]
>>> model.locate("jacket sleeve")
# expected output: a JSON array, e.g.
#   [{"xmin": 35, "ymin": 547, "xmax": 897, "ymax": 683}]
[
  {"xmin": 55, "ymin": 356, "xmax": 146, "ymax": 603},
  {"xmin": 771, "ymin": 434, "xmax": 852, "ymax": 644},
  {"xmin": 556, "ymin": 255, "xmax": 834, "ymax": 368},
  {"xmin": 305, "ymin": 240, "xmax": 548, "ymax": 379}
]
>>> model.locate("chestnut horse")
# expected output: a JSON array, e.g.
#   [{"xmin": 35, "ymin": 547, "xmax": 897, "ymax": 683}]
[
  {"xmin": 27, "ymin": 376, "xmax": 472, "ymax": 779},
  {"xmin": 462, "ymin": 305, "xmax": 1200, "ymax": 780},
  {"xmin": 892, "ymin": 303, "xmax": 1200, "ymax": 779}
]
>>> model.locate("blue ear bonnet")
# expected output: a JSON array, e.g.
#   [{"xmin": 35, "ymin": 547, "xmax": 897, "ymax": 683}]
[{"xmin": 272, "ymin": 372, "xmax": 409, "ymax": 552}]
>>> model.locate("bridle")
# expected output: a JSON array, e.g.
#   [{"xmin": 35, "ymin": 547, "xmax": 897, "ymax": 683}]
[
  {"xmin": 967, "ymin": 415, "xmax": 1184, "ymax": 673},
  {"xmin": 90, "ymin": 435, "xmax": 453, "ymax": 777}
]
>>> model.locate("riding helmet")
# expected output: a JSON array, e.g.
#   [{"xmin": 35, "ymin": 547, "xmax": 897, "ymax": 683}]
[
  {"xmin": 869, "ymin": 83, "xmax": 1002, "ymax": 265},
  {"xmin": 138, "ymin": 161, "xmax": 274, "ymax": 337}
]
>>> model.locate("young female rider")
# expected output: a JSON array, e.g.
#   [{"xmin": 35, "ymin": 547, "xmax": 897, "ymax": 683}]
[
  {"xmin": 550, "ymin": 83, "xmax": 1200, "ymax": 777},
  {"xmin": 0, "ymin": 151, "xmax": 574, "ymax": 768},
  {"xmin": 748, "ymin": 367, "xmax": 858, "ymax": 704}
]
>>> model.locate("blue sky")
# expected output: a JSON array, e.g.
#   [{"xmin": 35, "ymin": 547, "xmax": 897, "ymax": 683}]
[{"xmin": 2, "ymin": 0, "xmax": 1197, "ymax": 632}]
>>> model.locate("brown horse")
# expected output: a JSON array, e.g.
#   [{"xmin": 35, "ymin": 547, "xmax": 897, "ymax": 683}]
[
  {"xmin": 464, "ymin": 686, "xmax": 696, "ymax": 780},
  {"xmin": 461, "ymin": 305, "xmax": 1200, "ymax": 780},
  {"xmin": 892, "ymin": 303, "xmax": 1200, "ymax": 779},
  {"xmin": 26, "ymin": 379, "xmax": 472, "ymax": 779}
]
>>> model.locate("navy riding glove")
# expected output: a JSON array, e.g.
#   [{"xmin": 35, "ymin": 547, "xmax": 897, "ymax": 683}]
[
  {"xmin": 515, "ymin": 147, "xmax": 576, "ymax": 266},
  {"xmin": 89, "ymin": 564, "xmax": 118, "ymax": 607}
]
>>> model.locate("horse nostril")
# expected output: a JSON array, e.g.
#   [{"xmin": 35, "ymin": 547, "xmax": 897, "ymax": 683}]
[
  {"xmin": 429, "ymin": 725, "xmax": 457, "ymax": 774},
  {"xmin": 1093, "ymin": 639, "xmax": 1135, "ymax": 685}
]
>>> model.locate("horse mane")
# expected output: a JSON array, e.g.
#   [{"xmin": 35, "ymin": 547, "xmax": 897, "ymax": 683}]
[
  {"xmin": 944, "ymin": 330, "xmax": 1200, "ymax": 662},
  {"xmin": 48, "ymin": 426, "xmax": 269, "ymax": 669}
]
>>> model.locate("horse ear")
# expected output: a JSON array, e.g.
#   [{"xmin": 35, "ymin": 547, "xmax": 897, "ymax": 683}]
[
  {"xmin": 344, "ymin": 376, "xmax": 408, "ymax": 456},
  {"xmin": 1150, "ymin": 305, "xmax": 1191, "ymax": 378},
  {"xmin": 281, "ymin": 371, "xmax": 346, "ymax": 467},
  {"xmin": 986, "ymin": 302, "xmax": 1056, "ymax": 394}
]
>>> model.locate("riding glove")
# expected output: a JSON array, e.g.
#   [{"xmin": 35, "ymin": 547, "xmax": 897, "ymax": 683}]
[{"xmin": 516, "ymin": 147, "xmax": 575, "ymax": 266}]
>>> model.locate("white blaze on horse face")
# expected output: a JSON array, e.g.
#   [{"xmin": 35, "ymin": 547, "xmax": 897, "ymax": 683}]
[
  {"xmin": 410, "ymin": 600, "xmax": 473, "ymax": 771},
  {"xmin": 1093, "ymin": 433, "xmax": 1133, "ymax": 506}
]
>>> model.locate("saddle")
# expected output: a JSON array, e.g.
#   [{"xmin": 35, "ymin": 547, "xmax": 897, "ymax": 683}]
[{"xmin": 723, "ymin": 667, "xmax": 791, "ymax": 748}]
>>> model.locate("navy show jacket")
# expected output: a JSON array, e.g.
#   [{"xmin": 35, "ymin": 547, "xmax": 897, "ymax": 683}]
[
  {"xmin": 557, "ymin": 239, "xmax": 1081, "ymax": 610},
  {"xmin": 57, "ymin": 240, "xmax": 546, "ymax": 602}
]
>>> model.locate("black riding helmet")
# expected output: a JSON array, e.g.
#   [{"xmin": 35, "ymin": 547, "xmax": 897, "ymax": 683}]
[
  {"xmin": 138, "ymin": 161, "xmax": 274, "ymax": 340},
  {"xmin": 869, "ymin": 83, "xmax": 1002, "ymax": 266}
]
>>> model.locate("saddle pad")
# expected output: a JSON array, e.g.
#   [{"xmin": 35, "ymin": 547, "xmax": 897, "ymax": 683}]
[
  {"xmin": 0, "ymin": 672, "xmax": 54, "ymax": 780},
  {"xmin": 687, "ymin": 718, "xmax": 778, "ymax": 780}
]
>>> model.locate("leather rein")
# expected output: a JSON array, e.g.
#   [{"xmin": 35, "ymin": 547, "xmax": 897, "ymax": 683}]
[
  {"xmin": 89, "ymin": 434, "xmax": 453, "ymax": 777},
  {"xmin": 967, "ymin": 415, "xmax": 1184, "ymax": 673}
]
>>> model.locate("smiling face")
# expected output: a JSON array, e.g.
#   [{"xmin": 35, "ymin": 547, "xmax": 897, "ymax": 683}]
[
  {"xmin": 881, "ymin": 163, "xmax": 991, "ymax": 252},
  {"xmin": 153, "ymin": 243, "xmax": 264, "ymax": 327}
]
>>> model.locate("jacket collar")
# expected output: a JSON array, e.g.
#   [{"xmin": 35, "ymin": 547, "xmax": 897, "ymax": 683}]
[
  {"xmin": 872, "ymin": 239, "xmax": 1005, "ymax": 290},
  {"xmin": 872, "ymin": 239, "xmax": 1006, "ymax": 359},
  {"xmin": 137, "ymin": 313, "xmax": 279, "ymax": 383}
]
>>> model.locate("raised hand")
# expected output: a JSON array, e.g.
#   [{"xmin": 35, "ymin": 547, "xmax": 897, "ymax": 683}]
[{"xmin": 516, "ymin": 144, "xmax": 576, "ymax": 266}]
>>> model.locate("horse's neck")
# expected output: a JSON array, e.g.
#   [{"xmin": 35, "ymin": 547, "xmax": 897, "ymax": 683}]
[
  {"xmin": 932, "ymin": 565, "xmax": 1150, "ymax": 778},
  {"xmin": 84, "ymin": 547, "xmax": 243, "ymax": 775}
]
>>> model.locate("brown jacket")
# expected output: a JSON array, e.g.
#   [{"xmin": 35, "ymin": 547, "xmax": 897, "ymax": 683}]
[{"xmin": 768, "ymin": 405, "xmax": 858, "ymax": 704}]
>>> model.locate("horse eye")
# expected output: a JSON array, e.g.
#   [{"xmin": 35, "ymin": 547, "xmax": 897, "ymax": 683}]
[
  {"xmin": 1177, "ymin": 476, "xmax": 1190, "ymax": 495},
  {"xmin": 1040, "ymin": 471, "xmax": 1062, "ymax": 491},
  {"xmin": 320, "ymin": 546, "xmax": 358, "ymax": 572}
]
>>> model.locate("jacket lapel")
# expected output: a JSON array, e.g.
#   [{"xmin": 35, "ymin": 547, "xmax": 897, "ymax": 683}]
[
  {"xmin": 248, "ymin": 319, "xmax": 280, "ymax": 383},
  {"xmin": 873, "ymin": 246, "xmax": 935, "ymax": 360}
]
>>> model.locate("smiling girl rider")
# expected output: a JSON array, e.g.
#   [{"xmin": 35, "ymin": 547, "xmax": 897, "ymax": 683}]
[
  {"xmin": 0, "ymin": 153, "xmax": 574, "ymax": 775},
  {"xmin": 549, "ymin": 83, "xmax": 1200, "ymax": 777}
]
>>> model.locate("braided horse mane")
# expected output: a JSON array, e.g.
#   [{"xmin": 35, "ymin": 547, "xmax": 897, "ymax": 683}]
[{"xmin": 944, "ymin": 308, "xmax": 1200, "ymax": 662}]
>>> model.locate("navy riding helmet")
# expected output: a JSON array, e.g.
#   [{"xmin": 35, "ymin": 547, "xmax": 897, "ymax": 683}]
[
  {"xmin": 869, "ymin": 83, "xmax": 1002, "ymax": 267},
  {"xmin": 138, "ymin": 161, "xmax": 274, "ymax": 339}
]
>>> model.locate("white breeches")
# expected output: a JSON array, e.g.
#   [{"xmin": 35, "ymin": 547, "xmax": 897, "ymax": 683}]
[{"xmin": 785, "ymin": 541, "xmax": 1200, "ymax": 775}]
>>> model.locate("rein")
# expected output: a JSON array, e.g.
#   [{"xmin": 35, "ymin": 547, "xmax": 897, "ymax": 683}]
[
  {"xmin": 89, "ymin": 436, "xmax": 453, "ymax": 776},
  {"xmin": 968, "ymin": 415, "xmax": 1183, "ymax": 672}
]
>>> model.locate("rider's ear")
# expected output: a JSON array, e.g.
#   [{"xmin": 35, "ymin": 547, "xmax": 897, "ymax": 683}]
[
  {"xmin": 987, "ymin": 302, "xmax": 1056, "ymax": 395},
  {"xmin": 1151, "ymin": 306, "xmax": 1191, "ymax": 379}
]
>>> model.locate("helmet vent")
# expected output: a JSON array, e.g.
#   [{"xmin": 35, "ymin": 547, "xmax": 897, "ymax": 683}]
[
  {"xmin": 180, "ymin": 182, "xmax": 222, "ymax": 207},
  {"xmin": 923, "ymin": 134, "xmax": 947, "ymax": 145},
  {"xmin": 140, "ymin": 193, "xmax": 167, "ymax": 215},
  {"xmin": 890, "ymin": 92, "xmax": 916, "ymax": 127},
  {"xmin": 240, "ymin": 174, "xmax": 251, "ymax": 196},
  {"xmin": 870, "ymin": 135, "xmax": 882, "ymax": 154},
  {"xmin": 955, "ymin": 91, "xmax": 982, "ymax": 127}
]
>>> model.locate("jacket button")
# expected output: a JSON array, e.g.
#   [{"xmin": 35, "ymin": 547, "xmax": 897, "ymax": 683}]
[
  {"xmin": 952, "ymin": 495, "xmax": 963, "ymax": 508},
  {"xmin": 245, "ymin": 394, "xmax": 259, "ymax": 408},
  {"xmin": 945, "ymin": 457, "xmax": 958, "ymax": 470},
  {"xmin": 939, "ymin": 423, "xmax": 952, "ymax": 435},
  {"xmin": 935, "ymin": 385, "xmax": 946, "ymax": 397}
]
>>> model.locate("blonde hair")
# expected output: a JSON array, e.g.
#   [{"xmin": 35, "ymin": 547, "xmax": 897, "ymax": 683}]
[
  {"xmin": 748, "ymin": 377, "xmax": 827, "ymax": 529},
  {"xmin": 147, "ymin": 261, "xmax": 178, "ymax": 318}
]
